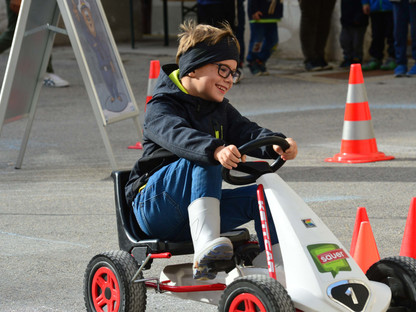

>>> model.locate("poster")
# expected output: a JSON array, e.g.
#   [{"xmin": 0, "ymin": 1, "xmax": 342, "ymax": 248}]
[{"xmin": 67, "ymin": 0, "xmax": 137, "ymax": 123}]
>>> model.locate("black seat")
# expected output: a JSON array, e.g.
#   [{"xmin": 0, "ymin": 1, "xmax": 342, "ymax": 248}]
[{"xmin": 112, "ymin": 170, "xmax": 251, "ymax": 256}]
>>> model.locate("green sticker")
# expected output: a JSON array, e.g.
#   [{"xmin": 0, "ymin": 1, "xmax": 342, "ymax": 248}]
[{"xmin": 307, "ymin": 243, "xmax": 351, "ymax": 278}]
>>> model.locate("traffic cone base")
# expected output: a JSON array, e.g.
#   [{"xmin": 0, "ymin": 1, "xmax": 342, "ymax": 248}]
[
  {"xmin": 326, "ymin": 139, "xmax": 394, "ymax": 163},
  {"xmin": 128, "ymin": 142, "xmax": 143, "ymax": 150},
  {"xmin": 400, "ymin": 198, "xmax": 416, "ymax": 259},
  {"xmin": 353, "ymin": 221, "xmax": 380, "ymax": 273}
]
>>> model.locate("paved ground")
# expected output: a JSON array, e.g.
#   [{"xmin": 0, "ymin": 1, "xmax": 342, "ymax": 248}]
[{"xmin": 1, "ymin": 38, "xmax": 416, "ymax": 311}]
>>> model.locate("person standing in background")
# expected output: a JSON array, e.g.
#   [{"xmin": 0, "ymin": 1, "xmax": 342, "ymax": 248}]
[
  {"xmin": 298, "ymin": 0, "xmax": 337, "ymax": 71},
  {"xmin": 339, "ymin": 0, "xmax": 369, "ymax": 68},
  {"xmin": 246, "ymin": 0, "xmax": 283, "ymax": 76},
  {"xmin": 0, "ymin": 0, "xmax": 69, "ymax": 87},
  {"xmin": 361, "ymin": 0, "xmax": 396, "ymax": 71}
]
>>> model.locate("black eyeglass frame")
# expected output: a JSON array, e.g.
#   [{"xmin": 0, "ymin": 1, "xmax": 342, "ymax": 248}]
[{"xmin": 212, "ymin": 63, "xmax": 241, "ymax": 80}]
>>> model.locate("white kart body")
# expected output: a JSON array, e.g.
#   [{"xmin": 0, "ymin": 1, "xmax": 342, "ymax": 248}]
[{"xmin": 160, "ymin": 172, "xmax": 392, "ymax": 311}]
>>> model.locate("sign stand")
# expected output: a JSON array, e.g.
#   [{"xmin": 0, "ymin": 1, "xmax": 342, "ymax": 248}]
[{"xmin": 0, "ymin": 0, "xmax": 142, "ymax": 170}]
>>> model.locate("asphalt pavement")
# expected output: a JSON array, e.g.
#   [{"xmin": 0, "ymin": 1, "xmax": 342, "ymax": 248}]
[{"xmin": 1, "ymin": 37, "xmax": 416, "ymax": 311}]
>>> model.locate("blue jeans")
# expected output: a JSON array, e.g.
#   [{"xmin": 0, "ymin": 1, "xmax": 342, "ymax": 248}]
[
  {"xmin": 392, "ymin": 0, "xmax": 416, "ymax": 65},
  {"xmin": 246, "ymin": 22, "xmax": 278, "ymax": 64},
  {"xmin": 132, "ymin": 158, "xmax": 278, "ymax": 251}
]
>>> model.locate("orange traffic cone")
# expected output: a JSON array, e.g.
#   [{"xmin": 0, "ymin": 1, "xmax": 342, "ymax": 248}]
[
  {"xmin": 325, "ymin": 64, "xmax": 394, "ymax": 163},
  {"xmin": 350, "ymin": 207, "xmax": 369, "ymax": 257},
  {"xmin": 128, "ymin": 60, "xmax": 160, "ymax": 150},
  {"xmin": 353, "ymin": 221, "xmax": 380, "ymax": 273},
  {"xmin": 400, "ymin": 197, "xmax": 416, "ymax": 258},
  {"xmin": 144, "ymin": 60, "xmax": 161, "ymax": 112}
]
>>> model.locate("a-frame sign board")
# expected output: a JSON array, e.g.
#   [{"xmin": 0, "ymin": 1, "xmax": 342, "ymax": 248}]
[{"xmin": 0, "ymin": 0, "xmax": 142, "ymax": 170}]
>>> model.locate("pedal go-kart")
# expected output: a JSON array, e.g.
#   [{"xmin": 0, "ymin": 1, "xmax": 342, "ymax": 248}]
[{"xmin": 83, "ymin": 136, "xmax": 416, "ymax": 311}]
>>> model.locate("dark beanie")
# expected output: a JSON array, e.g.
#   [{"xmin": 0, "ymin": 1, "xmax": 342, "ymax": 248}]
[{"xmin": 178, "ymin": 36, "xmax": 239, "ymax": 78}]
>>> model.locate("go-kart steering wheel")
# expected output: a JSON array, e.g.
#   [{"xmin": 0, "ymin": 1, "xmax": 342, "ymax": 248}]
[{"xmin": 222, "ymin": 136, "xmax": 290, "ymax": 185}]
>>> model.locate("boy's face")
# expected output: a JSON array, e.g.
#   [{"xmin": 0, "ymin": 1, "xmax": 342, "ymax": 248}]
[{"xmin": 187, "ymin": 60, "xmax": 237, "ymax": 102}]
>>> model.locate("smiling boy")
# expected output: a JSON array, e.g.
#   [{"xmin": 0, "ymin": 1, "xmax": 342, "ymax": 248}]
[{"xmin": 125, "ymin": 21, "xmax": 297, "ymax": 280}]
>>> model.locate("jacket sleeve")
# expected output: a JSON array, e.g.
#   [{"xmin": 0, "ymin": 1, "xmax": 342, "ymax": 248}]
[{"xmin": 144, "ymin": 99, "xmax": 225, "ymax": 166}]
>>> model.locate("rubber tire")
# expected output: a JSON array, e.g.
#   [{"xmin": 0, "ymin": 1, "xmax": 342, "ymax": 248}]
[
  {"xmin": 84, "ymin": 250, "xmax": 146, "ymax": 312},
  {"xmin": 218, "ymin": 274, "xmax": 295, "ymax": 312},
  {"xmin": 366, "ymin": 256, "xmax": 416, "ymax": 311}
]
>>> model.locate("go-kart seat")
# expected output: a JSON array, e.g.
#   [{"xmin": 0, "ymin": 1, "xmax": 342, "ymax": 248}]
[{"xmin": 112, "ymin": 170, "xmax": 251, "ymax": 257}]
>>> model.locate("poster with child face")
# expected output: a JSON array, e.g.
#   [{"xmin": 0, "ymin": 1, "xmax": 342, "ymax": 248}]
[{"xmin": 67, "ymin": 0, "xmax": 137, "ymax": 124}]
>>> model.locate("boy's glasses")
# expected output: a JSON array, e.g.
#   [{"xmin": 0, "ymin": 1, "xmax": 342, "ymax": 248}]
[{"xmin": 213, "ymin": 63, "xmax": 241, "ymax": 81}]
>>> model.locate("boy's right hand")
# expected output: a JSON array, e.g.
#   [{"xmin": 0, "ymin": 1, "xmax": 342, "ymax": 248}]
[
  {"xmin": 214, "ymin": 145, "xmax": 246, "ymax": 169},
  {"xmin": 362, "ymin": 4, "xmax": 370, "ymax": 15},
  {"xmin": 252, "ymin": 11, "xmax": 262, "ymax": 20}
]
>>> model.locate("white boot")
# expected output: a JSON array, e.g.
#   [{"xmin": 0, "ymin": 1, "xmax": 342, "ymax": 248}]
[{"xmin": 188, "ymin": 197, "xmax": 233, "ymax": 280}]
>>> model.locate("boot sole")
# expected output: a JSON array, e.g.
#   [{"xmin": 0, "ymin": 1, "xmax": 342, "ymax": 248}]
[{"xmin": 193, "ymin": 243, "xmax": 233, "ymax": 280}]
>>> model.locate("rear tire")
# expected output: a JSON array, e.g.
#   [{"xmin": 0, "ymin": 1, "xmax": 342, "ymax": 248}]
[
  {"xmin": 84, "ymin": 250, "xmax": 146, "ymax": 312},
  {"xmin": 218, "ymin": 274, "xmax": 294, "ymax": 311},
  {"xmin": 366, "ymin": 256, "xmax": 416, "ymax": 311}
]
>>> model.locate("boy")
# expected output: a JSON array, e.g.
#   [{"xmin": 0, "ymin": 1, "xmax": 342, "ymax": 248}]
[
  {"xmin": 361, "ymin": 0, "xmax": 396, "ymax": 71},
  {"xmin": 246, "ymin": 0, "xmax": 283, "ymax": 75},
  {"xmin": 125, "ymin": 22, "xmax": 298, "ymax": 280}
]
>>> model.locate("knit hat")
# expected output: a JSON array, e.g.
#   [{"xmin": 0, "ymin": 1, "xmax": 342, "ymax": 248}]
[{"xmin": 178, "ymin": 36, "xmax": 239, "ymax": 78}]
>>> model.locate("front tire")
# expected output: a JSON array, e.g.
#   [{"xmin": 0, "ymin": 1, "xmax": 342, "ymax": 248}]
[
  {"xmin": 218, "ymin": 274, "xmax": 294, "ymax": 311},
  {"xmin": 366, "ymin": 256, "xmax": 416, "ymax": 311},
  {"xmin": 84, "ymin": 250, "xmax": 146, "ymax": 312}
]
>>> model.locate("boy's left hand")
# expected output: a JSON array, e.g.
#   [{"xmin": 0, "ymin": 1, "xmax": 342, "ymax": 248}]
[{"xmin": 273, "ymin": 138, "xmax": 298, "ymax": 161}]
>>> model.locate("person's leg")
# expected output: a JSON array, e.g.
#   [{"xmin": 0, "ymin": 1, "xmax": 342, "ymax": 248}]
[
  {"xmin": 315, "ymin": 0, "xmax": 336, "ymax": 67},
  {"xmin": 0, "ymin": 0, "xmax": 18, "ymax": 53},
  {"xmin": 220, "ymin": 185, "xmax": 278, "ymax": 252},
  {"xmin": 392, "ymin": 0, "xmax": 409, "ymax": 73},
  {"xmin": 246, "ymin": 23, "xmax": 263, "ymax": 75},
  {"xmin": 339, "ymin": 25, "xmax": 353, "ymax": 66},
  {"xmin": 351, "ymin": 25, "xmax": 366, "ymax": 63},
  {"xmin": 257, "ymin": 23, "xmax": 278, "ymax": 64},
  {"xmin": 236, "ymin": 0, "xmax": 246, "ymax": 67},
  {"xmin": 299, "ymin": 0, "xmax": 320, "ymax": 65},
  {"xmin": 384, "ymin": 11, "xmax": 396, "ymax": 60},
  {"xmin": 406, "ymin": 2, "xmax": 416, "ymax": 75},
  {"xmin": 368, "ymin": 13, "xmax": 384, "ymax": 61},
  {"xmin": 133, "ymin": 159, "xmax": 232, "ymax": 279}
]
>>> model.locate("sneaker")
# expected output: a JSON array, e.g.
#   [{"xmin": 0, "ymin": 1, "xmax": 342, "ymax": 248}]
[
  {"xmin": 318, "ymin": 60, "xmax": 333, "ymax": 70},
  {"xmin": 248, "ymin": 61, "xmax": 262, "ymax": 76},
  {"xmin": 43, "ymin": 73, "xmax": 69, "ymax": 87},
  {"xmin": 362, "ymin": 59, "xmax": 381, "ymax": 71},
  {"xmin": 394, "ymin": 64, "xmax": 408, "ymax": 77},
  {"xmin": 406, "ymin": 64, "xmax": 416, "ymax": 76},
  {"xmin": 340, "ymin": 59, "xmax": 352, "ymax": 68},
  {"xmin": 380, "ymin": 58, "xmax": 397, "ymax": 70},
  {"xmin": 304, "ymin": 61, "xmax": 322, "ymax": 72},
  {"xmin": 233, "ymin": 68, "xmax": 244, "ymax": 84},
  {"xmin": 256, "ymin": 60, "xmax": 269, "ymax": 76}
]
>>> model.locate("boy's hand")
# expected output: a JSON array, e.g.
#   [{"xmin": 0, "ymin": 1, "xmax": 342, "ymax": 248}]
[
  {"xmin": 214, "ymin": 145, "xmax": 246, "ymax": 169},
  {"xmin": 252, "ymin": 11, "xmax": 262, "ymax": 20},
  {"xmin": 273, "ymin": 138, "xmax": 298, "ymax": 161},
  {"xmin": 363, "ymin": 4, "xmax": 370, "ymax": 15}
]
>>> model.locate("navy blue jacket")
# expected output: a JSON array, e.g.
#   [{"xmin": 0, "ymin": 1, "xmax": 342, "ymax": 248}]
[
  {"xmin": 341, "ymin": 0, "xmax": 369, "ymax": 27},
  {"xmin": 247, "ymin": 0, "xmax": 283, "ymax": 21},
  {"xmin": 125, "ymin": 64, "xmax": 285, "ymax": 206}
]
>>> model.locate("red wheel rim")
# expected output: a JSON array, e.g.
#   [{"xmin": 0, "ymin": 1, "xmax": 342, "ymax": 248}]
[
  {"xmin": 229, "ymin": 293, "xmax": 266, "ymax": 312},
  {"xmin": 91, "ymin": 266, "xmax": 121, "ymax": 312}
]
